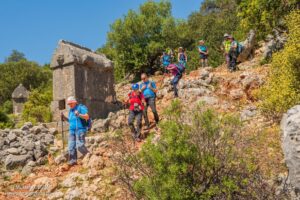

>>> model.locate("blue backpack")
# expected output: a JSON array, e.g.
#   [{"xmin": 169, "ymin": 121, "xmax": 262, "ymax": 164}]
[
  {"xmin": 237, "ymin": 42, "xmax": 244, "ymax": 55},
  {"xmin": 162, "ymin": 55, "xmax": 171, "ymax": 65},
  {"xmin": 77, "ymin": 104, "xmax": 92, "ymax": 131}
]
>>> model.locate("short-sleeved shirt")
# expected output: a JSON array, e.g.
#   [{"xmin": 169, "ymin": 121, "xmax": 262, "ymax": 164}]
[
  {"xmin": 223, "ymin": 40, "xmax": 231, "ymax": 53},
  {"xmin": 140, "ymin": 81, "xmax": 156, "ymax": 98},
  {"xmin": 162, "ymin": 55, "xmax": 171, "ymax": 66},
  {"xmin": 198, "ymin": 45, "xmax": 207, "ymax": 54},
  {"xmin": 68, "ymin": 104, "xmax": 88, "ymax": 131},
  {"xmin": 128, "ymin": 91, "xmax": 145, "ymax": 111}
]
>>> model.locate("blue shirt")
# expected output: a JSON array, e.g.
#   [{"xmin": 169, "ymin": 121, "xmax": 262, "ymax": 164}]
[
  {"xmin": 140, "ymin": 81, "xmax": 156, "ymax": 98},
  {"xmin": 198, "ymin": 45, "xmax": 207, "ymax": 53},
  {"xmin": 68, "ymin": 104, "xmax": 88, "ymax": 131},
  {"xmin": 162, "ymin": 55, "xmax": 170, "ymax": 66}
]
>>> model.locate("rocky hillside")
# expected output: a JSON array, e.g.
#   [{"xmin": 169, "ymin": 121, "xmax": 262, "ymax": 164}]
[{"xmin": 0, "ymin": 50, "xmax": 288, "ymax": 199}]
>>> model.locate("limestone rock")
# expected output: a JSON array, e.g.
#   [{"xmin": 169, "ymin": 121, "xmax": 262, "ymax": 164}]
[
  {"xmin": 281, "ymin": 105, "xmax": 300, "ymax": 193},
  {"xmin": 5, "ymin": 154, "xmax": 32, "ymax": 170},
  {"xmin": 92, "ymin": 118, "xmax": 110, "ymax": 133},
  {"xmin": 47, "ymin": 190, "xmax": 64, "ymax": 200},
  {"xmin": 238, "ymin": 29, "xmax": 256, "ymax": 62},
  {"xmin": 64, "ymin": 187, "xmax": 81, "ymax": 200},
  {"xmin": 29, "ymin": 177, "xmax": 57, "ymax": 193}
]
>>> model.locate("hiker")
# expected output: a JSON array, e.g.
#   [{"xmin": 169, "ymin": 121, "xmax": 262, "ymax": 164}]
[
  {"xmin": 198, "ymin": 40, "xmax": 208, "ymax": 67},
  {"xmin": 61, "ymin": 96, "xmax": 89, "ymax": 166},
  {"xmin": 178, "ymin": 47, "xmax": 187, "ymax": 66},
  {"xmin": 221, "ymin": 33, "xmax": 231, "ymax": 67},
  {"xmin": 228, "ymin": 35, "xmax": 238, "ymax": 72},
  {"xmin": 161, "ymin": 51, "xmax": 171, "ymax": 74},
  {"xmin": 166, "ymin": 63, "xmax": 185, "ymax": 98},
  {"xmin": 140, "ymin": 73, "xmax": 159, "ymax": 129},
  {"xmin": 126, "ymin": 84, "xmax": 146, "ymax": 142}
]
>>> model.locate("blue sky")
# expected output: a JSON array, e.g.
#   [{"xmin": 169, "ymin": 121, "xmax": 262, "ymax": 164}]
[{"xmin": 0, "ymin": 0, "xmax": 203, "ymax": 64}]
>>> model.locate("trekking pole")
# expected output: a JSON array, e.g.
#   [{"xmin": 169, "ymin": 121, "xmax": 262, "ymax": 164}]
[{"xmin": 61, "ymin": 114, "xmax": 65, "ymax": 151}]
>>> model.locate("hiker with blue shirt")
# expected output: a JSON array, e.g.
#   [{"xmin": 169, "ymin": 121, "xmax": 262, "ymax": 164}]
[
  {"xmin": 161, "ymin": 51, "xmax": 171, "ymax": 74},
  {"xmin": 140, "ymin": 73, "xmax": 159, "ymax": 129},
  {"xmin": 61, "ymin": 96, "xmax": 89, "ymax": 166},
  {"xmin": 178, "ymin": 47, "xmax": 187, "ymax": 66},
  {"xmin": 198, "ymin": 40, "xmax": 208, "ymax": 67}
]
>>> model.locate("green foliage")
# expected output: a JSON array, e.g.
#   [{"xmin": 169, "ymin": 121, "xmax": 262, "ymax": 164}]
[
  {"xmin": 22, "ymin": 84, "xmax": 53, "ymax": 124},
  {"xmin": 0, "ymin": 61, "xmax": 52, "ymax": 105},
  {"xmin": 237, "ymin": 0, "xmax": 298, "ymax": 40},
  {"xmin": 258, "ymin": 10, "xmax": 300, "ymax": 118},
  {"xmin": 5, "ymin": 50, "xmax": 26, "ymax": 62},
  {"xmin": 186, "ymin": 0, "xmax": 241, "ymax": 68},
  {"xmin": 120, "ymin": 101, "xmax": 276, "ymax": 199},
  {"xmin": 0, "ymin": 111, "xmax": 14, "ymax": 129},
  {"xmin": 0, "ymin": 100, "xmax": 13, "ymax": 114},
  {"xmin": 98, "ymin": 1, "xmax": 191, "ymax": 81}
]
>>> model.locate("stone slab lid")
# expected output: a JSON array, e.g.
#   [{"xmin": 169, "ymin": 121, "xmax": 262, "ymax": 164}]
[
  {"xmin": 50, "ymin": 40, "xmax": 113, "ymax": 70},
  {"xmin": 12, "ymin": 84, "xmax": 29, "ymax": 99}
]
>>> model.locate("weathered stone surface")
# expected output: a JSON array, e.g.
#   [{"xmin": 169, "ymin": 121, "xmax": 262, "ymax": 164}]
[
  {"xmin": 50, "ymin": 40, "xmax": 118, "ymax": 121},
  {"xmin": 263, "ymin": 29, "xmax": 287, "ymax": 60},
  {"xmin": 5, "ymin": 148, "xmax": 20, "ymax": 155},
  {"xmin": 7, "ymin": 132, "xmax": 17, "ymax": 142},
  {"xmin": 29, "ymin": 177, "xmax": 58, "ymax": 193},
  {"xmin": 64, "ymin": 187, "xmax": 81, "ymax": 200},
  {"xmin": 61, "ymin": 173, "xmax": 83, "ymax": 188},
  {"xmin": 48, "ymin": 190, "xmax": 64, "ymax": 200},
  {"xmin": 5, "ymin": 154, "xmax": 32, "ymax": 169},
  {"xmin": 12, "ymin": 84, "xmax": 29, "ymax": 114},
  {"xmin": 92, "ymin": 118, "xmax": 110, "ymax": 132},
  {"xmin": 238, "ymin": 29, "xmax": 256, "ymax": 62},
  {"xmin": 281, "ymin": 105, "xmax": 300, "ymax": 194}
]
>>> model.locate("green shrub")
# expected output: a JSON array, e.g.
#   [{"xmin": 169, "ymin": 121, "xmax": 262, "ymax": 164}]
[
  {"xmin": 22, "ymin": 84, "xmax": 53, "ymax": 124},
  {"xmin": 118, "ymin": 100, "xmax": 278, "ymax": 199},
  {"xmin": 258, "ymin": 10, "xmax": 300, "ymax": 119},
  {"xmin": 0, "ymin": 111, "xmax": 14, "ymax": 129}
]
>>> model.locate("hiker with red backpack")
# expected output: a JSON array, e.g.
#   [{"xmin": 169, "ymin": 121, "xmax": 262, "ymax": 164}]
[
  {"xmin": 140, "ymin": 73, "xmax": 159, "ymax": 129},
  {"xmin": 61, "ymin": 96, "xmax": 90, "ymax": 166},
  {"xmin": 166, "ymin": 63, "xmax": 185, "ymax": 98},
  {"xmin": 126, "ymin": 84, "xmax": 146, "ymax": 142}
]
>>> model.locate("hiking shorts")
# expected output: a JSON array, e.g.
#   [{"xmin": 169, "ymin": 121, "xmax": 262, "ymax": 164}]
[{"xmin": 200, "ymin": 53, "xmax": 208, "ymax": 59}]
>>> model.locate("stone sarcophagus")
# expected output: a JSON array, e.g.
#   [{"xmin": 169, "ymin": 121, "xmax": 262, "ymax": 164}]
[{"xmin": 50, "ymin": 40, "xmax": 117, "ymax": 121}]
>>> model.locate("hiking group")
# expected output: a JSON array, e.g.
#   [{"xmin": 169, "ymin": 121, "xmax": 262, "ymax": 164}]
[
  {"xmin": 60, "ymin": 33, "xmax": 244, "ymax": 166},
  {"xmin": 127, "ymin": 33, "xmax": 244, "ymax": 141}
]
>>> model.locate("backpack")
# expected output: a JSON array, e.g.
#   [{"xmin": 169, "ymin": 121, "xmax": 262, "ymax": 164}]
[
  {"xmin": 162, "ymin": 55, "xmax": 170, "ymax": 63},
  {"xmin": 237, "ymin": 42, "xmax": 244, "ymax": 55},
  {"xmin": 129, "ymin": 92, "xmax": 143, "ymax": 111},
  {"xmin": 179, "ymin": 53, "xmax": 186, "ymax": 61},
  {"xmin": 77, "ymin": 104, "xmax": 92, "ymax": 131}
]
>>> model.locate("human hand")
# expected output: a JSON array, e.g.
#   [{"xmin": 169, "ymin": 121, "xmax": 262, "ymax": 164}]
[
  {"xmin": 74, "ymin": 110, "xmax": 79, "ymax": 116},
  {"xmin": 141, "ymin": 85, "xmax": 147, "ymax": 90}
]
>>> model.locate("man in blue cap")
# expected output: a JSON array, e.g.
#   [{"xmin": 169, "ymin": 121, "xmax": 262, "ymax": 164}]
[{"xmin": 140, "ymin": 73, "xmax": 159, "ymax": 129}]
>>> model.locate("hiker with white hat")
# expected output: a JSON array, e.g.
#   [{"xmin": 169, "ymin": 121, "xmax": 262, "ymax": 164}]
[{"xmin": 61, "ymin": 96, "xmax": 90, "ymax": 166}]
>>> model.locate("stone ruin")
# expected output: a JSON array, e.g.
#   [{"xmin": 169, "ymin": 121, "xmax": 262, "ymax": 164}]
[
  {"xmin": 50, "ymin": 40, "xmax": 118, "ymax": 121},
  {"xmin": 12, "ymin": 84, "xmax": 29, "ymax": 115}
]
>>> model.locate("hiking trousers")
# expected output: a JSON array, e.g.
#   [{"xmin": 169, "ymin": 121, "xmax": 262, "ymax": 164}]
[
  {"xmin": 143, "ymin": 97, "xmax": 159, "ymax": 127},
  {"xmin": 68, "ymin": 129, "xmax": 89, "ymax": 165},
  {"xmin": 229, "ymin": 49, "xmax": 238, "ymax": 71},
  {"xmin": 171, "ymin": 73, "xmax": 182, "ymax": 97},
  {"xmin": 128, "ymin": 110, "xmax": 143, "ymax": 139}
]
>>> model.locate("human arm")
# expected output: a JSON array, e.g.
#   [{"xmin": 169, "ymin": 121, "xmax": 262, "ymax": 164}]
[
  {"xmin": 75, "ymin": 105, "xmax": 89, "ymax": 120},
  {"xmin": 148, "ymin": 81, "xmax": 158, "ymax": 93},
  {"xmin": 184, "ymin": 52, "xmax": 188, "ymax": 62}
]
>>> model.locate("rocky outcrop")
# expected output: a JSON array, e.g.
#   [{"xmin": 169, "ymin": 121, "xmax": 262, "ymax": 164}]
[
  {"xmin": 0, "ymin": 122, "xmax": 56, "ymax": 171},
  {"xmin": 262, "ymin": 29, "xmax": 287, "ymax": 60},
  {"xmin": 281, "ymin": 105, "xmax": 300, "ymax": 196},
  {"xmin": 238, "ymin": 29, "xmax": 256, "ymax": 62}
]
